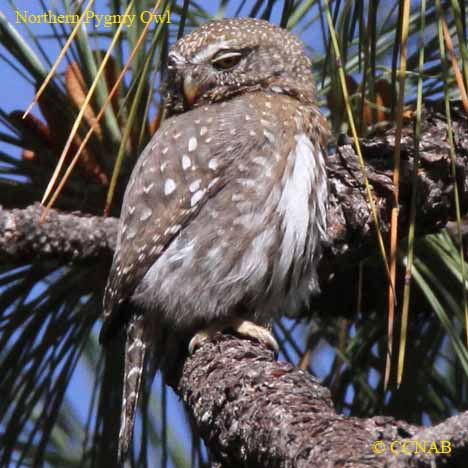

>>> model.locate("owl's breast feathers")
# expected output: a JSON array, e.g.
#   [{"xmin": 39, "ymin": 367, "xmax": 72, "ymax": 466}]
[{"xmin": 101, "ymin": 92, "xmax": 327, "ymax": 343}]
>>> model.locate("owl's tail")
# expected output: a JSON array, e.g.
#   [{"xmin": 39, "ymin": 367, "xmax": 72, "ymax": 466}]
[{"xmin": 118, "ymin": 313, "xmax": 147, "ymax": 463}]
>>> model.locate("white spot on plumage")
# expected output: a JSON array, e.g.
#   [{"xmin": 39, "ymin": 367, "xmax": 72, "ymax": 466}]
[
  {"xmin": 200, "ymin": 126, "xmax": 208, "ymax": 136},
  {"xmin": 164, "ymin": 224, "xmax": 181, "ymax": 235},
  {"xmin": 263, "ymin": 130, "xmax": 275, "ymax": 142},
  {"xmin": 150, "ymin": 245, "xmax": 162, "ymax": 256},
  {"xmin": 190, "ymin": 189, "xmax": 205, "ymax": 206},
  {"xmin": 208, "ymin": 177, "xmax": 219, "ymax": 189},
  {"xmin": 238, "ymin": 178, "xmax": 256, "ymax": 188},
  {"xmin": 143, "ymin": 183, "xmax": 154, "ymax": 194},
  {"xmin": 182, "ymin": 154, "xmax": 191, "ymax": 170},
  {"xmin": 208, "ymin": 159, "xmax": 218, "ymax": 170},
  {"xmin": 127, "ymin": 367, "xmax": 143, "ymax": 380},
  {"xmin": 164, "ymin": 179, "xmax": 176, "ymax": 195},
  {"xmin": 189, "ymin": 179, "xmax": 202, "ymax": 193},
  {"xmin": 188, "ymin": 137, "xmax": 198, "ymax": 152},
  {"xmin": 126, "ymin": 227, "xmax": 136, "ymax": 240},
  {"xmin": 140, "ymin": 207, "xmax": 152, "ymax": 221}
]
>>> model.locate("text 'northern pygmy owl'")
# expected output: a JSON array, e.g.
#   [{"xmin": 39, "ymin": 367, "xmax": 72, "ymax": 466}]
[{"xmin": 101, "ymin": 17, "xmax": 329, "ymax": 461}]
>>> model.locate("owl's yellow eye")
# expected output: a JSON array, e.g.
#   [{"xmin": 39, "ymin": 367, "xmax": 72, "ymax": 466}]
[{"xmin": 211, "ymin": 51, "xmax": 242, "ymax": 70}]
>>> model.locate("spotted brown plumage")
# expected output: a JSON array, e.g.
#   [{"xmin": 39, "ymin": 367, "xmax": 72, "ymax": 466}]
[{"xmin": 101, "ymin": 17, "xmax": 329, "ymax": 462}]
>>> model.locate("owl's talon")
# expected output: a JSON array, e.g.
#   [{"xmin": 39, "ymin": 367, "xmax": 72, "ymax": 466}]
[
  {"xmin": 188, "ymin": 330, "xmax": 212, "ymax": 354},
  {"xmin": 188, "ymin": 319, "xmax": 278, "ymax": 354}
]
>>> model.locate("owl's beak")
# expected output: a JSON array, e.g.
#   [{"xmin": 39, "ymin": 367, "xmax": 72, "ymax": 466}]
[{"xmin": 183, "ymin": 74, "xmax": 199, "ymax": 106}]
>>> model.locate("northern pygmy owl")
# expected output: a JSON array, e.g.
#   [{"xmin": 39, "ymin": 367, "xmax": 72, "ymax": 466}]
[{"xmin": 101, "ymin": 17, "xmax": 329, "ymax": 461}]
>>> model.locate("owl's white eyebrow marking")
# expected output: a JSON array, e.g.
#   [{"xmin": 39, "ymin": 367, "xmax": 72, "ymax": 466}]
[
  {"xmin": 164, "ymin": 179, "xmax": 176, "ymax": 195},
  {"xmin": 191, "ymin": 40, "xmax": 235, "ymax": 63},
  {"xmin": 182, "ymin": 154, "xmax": 191, "ymax": 170},
  {"xmin": 188, "ymin": 137, "xmax": 198, "ymax": 152},
  {"xmin": 190, "ymin": 189, "xmax": 205, "ymax": 206},
  {"xmin": 189, "ymin": 179, "xmax": 201, "ymax": 193}
]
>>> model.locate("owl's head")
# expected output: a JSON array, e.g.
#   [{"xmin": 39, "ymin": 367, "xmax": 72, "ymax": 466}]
[{"xmin": 164, "ymin": 18, "xmax": 316, "ymax": 115}]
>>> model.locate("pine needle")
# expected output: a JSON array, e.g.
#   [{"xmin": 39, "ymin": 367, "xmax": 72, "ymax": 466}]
[
  {"xmin": 40, "ymin": 0, "xmax": 136, "ymax": 218},
  {"xmin": 323, "ymin": 0, "xmax": 394, "ymax": 311},
  {"xmin": 397, "ymin": 0, "xmax": 426, "ymax": 388},
  {"xmin": 42, "ymin": 0, "xmax": 162, "ymax": 218},
  {"xmin": 441, "ymin": 16, "xmax": 468, "ymax": 113},
  {"xmin": 436, "ymin": 0, "xmax": 468, "ymax": 350},
  {"xmin": 384, "ymin": 0, "xmax": 410, "ymax": 390},
  {"xmin": 22, "ymin": 0, "xmax": 95, "ymax": 119}
]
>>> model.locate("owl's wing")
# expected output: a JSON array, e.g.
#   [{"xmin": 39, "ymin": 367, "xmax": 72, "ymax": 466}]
[{"xmin": 100, "ymin": 110, "xmax": 228, "ymax": 343}]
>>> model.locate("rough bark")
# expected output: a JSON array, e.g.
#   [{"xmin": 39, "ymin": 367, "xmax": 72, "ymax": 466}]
[
  {"xmin": 176, "ymin": 334, "xmax": 468, "ymax": 468},
  {"xmin": 0, "ymin": 205, "xmax": 117, "ymax": 264},
  {"xmin": 1, "ymin": 100, "xmax": 468, "ymax": 466}
]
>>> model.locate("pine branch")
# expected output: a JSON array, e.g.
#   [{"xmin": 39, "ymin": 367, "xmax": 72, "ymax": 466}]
[
  {"xmin": 175, "ymin": 334, "xmax": 468, "ymax": 467},
  {"xmin": 0, "ymin": 204, "xmax": 117, "ymax": 263}
]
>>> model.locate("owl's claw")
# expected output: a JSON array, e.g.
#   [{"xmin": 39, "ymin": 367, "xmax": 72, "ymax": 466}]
[{"xmin": 188, "ymin": 319, "xmax": 279, "ymax": 354}]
